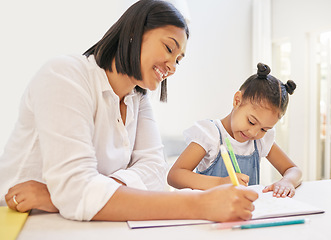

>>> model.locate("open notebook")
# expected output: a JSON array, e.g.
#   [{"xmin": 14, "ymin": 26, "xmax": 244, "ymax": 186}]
[
  {"xmin": 127, "ymin": 185, "xmax": 324, "ymax": 229},
  {"xmin": 248, "ymin": 185, "xmax": 324, "ymax": 219},
  {"xmin": 0, "ymin": 206, "xmax": 29, "ymax": 240}
]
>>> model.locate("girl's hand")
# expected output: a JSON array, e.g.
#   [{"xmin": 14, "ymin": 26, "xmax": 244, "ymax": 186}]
[
  {"xmin": 262, "ymin": 178, "xmax": 295, "ymax": 198},
  {"xmin": 5, "ymin": 180, "xmax": 58, "ymax": 213},
  {"xmin": 222, "ymin": 173, "xmax": 249, "ymax": 186},
  {"xmin": 237, "ymin": 173, "xmax": 249, "ymax": 186}
]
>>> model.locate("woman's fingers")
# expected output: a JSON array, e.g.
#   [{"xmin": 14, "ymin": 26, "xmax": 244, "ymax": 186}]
[
  {"xmin": 5, "ymin": 188, "xmax": 18, "ymax": 210},
  {"xmin": 233, "ymin": 186, "xmax": 258, "ymax": 220},
  {"xmin": 5, "ymin": 189, "xmax": 29, "ymax": 212}
]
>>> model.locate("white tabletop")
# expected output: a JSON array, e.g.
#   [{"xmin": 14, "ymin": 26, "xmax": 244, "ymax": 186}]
[{"xmin": 18, "ymin": 180, "xmax": 331, "ymax": 240}]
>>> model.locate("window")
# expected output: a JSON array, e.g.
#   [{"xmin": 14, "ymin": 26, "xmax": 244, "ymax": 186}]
[{"xmin": 317, "ymin": 32, "xmax": 331, "ymax": 179}]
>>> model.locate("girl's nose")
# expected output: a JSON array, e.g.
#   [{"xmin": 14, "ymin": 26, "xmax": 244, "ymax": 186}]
[{"xmin": 249, "ymin": 127, "xmax": 259, "ymax": 138}]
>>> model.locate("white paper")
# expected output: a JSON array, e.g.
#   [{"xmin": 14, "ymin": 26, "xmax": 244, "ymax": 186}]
[
  {"xmin": 127, "ymin": 185, "xmax": 324, "ymax": 229},
  {"xmin": 248, "ymin": 185, "xmax": 324, "ymax": 219}
]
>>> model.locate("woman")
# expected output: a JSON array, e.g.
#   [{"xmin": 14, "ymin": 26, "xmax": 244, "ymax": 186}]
[{"xmin": 1, "ymin": 0, "xmax": 257, "ymax": 222}]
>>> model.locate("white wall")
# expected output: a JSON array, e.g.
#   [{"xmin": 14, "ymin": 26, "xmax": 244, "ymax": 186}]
[{"xmin": 0, "ymin": 0, "xmax": 131, "ymax": 151}]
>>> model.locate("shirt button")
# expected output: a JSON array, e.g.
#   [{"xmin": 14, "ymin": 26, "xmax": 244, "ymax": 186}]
[{"xmin": 117, "ymin": 119, "xmax": 120, "ymax": 123}]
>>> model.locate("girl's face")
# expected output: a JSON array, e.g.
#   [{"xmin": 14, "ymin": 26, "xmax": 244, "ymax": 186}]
[
  {"xmin": 133, "ymin": 25, "xmax": 187, "ymax": 91},
  {"xmin": 230, "ymin": 91, "xmax": 280, "ymax": 143}
]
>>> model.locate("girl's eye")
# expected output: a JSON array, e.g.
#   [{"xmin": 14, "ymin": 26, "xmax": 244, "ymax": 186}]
[
  {"xmin": 166, "ymin": 45, "xmax": 173, "ymax": 53},
  {"xmin": 176, "ymin": 59, "xmax": 180, "ymax": 65},
  {"xmin": 261, "ymin": 128, "xmax": 267, "ymax": 133},
  {"xmin": 249, "ymin": 120, "xmax": 255, "ymax": 125}
]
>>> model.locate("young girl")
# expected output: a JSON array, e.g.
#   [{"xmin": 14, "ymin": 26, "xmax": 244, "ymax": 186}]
[{"xmin": 167, "ymin": 63, "xmax": 302, "ymax": 198}]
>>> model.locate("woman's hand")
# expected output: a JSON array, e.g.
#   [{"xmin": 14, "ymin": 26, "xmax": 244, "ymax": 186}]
[
  {"xmin": 5, "ymin": 178, "xmax": 125, "ymax": 213},
  {"xmin": 262, "ymin": 178, "xmax": 295, "ymax": 198},
  {"xmin": 199, "ymin": 184, "xmax": 258, "ymax": 222},
  {"xmin": 5, "ymin": 180, "xmax": 58, "ymax": 213}
]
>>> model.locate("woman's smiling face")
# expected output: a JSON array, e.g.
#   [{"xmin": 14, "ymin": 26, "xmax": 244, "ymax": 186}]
[{"xmin": 133, "ymin": 25, "xmax": 187, "ymax": 91}]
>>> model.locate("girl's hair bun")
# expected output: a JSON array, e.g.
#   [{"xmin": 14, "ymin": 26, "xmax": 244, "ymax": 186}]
[
  {"xmin": 285, "ymin": 80, "xmax": 296, "ymax": 95},
  {"xmin": 257, "ymin": 62, "xmax": 271, "ymax": 79}
]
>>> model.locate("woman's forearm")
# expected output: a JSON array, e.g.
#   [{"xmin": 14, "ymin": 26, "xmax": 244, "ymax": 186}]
[
  {"xmin": 92, "ymin": 186, "xmax": 198, "ymax": 221},
  {"xmin": 92, "ymin": 184, "xmax": 258, "ymax": 222},
  {"xmin": 6, "ymin": 180, "xmax": 258, "ymax": 222}
]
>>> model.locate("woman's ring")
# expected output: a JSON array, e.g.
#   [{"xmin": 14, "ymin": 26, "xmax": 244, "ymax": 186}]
[{"xmin": 13, "ymin": 195, "xmax": 18, "ymax": 205}]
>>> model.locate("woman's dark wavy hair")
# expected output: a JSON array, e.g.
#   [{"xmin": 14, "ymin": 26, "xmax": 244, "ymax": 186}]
[
  {"xmin": 84, "ymin": 0, "xmax": 189, "ymax": 102},
  {"xmin": 239, "ymin": 63, "xmax": 296, "ymax": 117}
]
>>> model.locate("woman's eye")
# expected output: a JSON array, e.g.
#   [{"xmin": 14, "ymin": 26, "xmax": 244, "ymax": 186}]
[
  {"xmin": 166, "ymin": 45, "xmax": 172, "ymax": 53},
  {"xmin": 261, "ymin": 128, "xmax": 267, "ymax": 133},
  {"xmin": 176, "ymin": 59, "xmax": 180, "ymax": 65},
  {"xmin": 249, "ymin": 120, "xmax": 254, "ymax": 125}
]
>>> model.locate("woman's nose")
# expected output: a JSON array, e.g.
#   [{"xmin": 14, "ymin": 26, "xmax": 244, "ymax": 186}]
[{"xmin": 166, "ymin": 59, "xmax": 177, "ymax": 75}]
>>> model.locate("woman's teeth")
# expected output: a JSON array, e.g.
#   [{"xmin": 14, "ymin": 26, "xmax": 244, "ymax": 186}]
[{"xmin": 154, "ymin": 67, "xmax": 168, "ymax": 79}]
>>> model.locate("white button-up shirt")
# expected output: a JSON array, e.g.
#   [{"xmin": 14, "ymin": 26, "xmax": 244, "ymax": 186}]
[{"xmin": 0, "ymin": 55, "xmax": 167, "ymax": 221}]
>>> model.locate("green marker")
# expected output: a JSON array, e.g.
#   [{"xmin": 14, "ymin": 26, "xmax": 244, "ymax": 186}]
[
  {"xmin": 224, "ymin": 137, "xmax": 241, "ymax": 173},
  {"xmin": 232, "ymin": 218, "xmax": 307, "ymax": 230}
]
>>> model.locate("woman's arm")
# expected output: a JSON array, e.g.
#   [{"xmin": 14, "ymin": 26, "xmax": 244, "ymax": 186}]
[
  {"xmin": 6, "ymin": 180, "xmax": 258, "ymax": 222},
  {"xmin": 92, "ymin": 184, "xmax": 258, "ymax": 222},
  {"xmin": 264, "ymin": 143, "xmax": 302, "ymax": 197},
  {"xmin": 167, "ymin": 142, "xmax": 249, "ymax": 190},
  {"xmin": 110, "ymin": 95, "xmax": 167, "ymax": 191}
]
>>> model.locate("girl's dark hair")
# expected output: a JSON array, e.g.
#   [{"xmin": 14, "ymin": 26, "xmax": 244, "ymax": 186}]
[
  {"xmin": 84, "ymin": 0, "xmax": 189, "ymax": 102},
  {"xmin": 239, "ymin": 63, "xmax": 296, "ymax": 117}
]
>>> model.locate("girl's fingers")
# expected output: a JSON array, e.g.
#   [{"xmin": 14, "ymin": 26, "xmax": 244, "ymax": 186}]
[
  {"xmin": 263, "ymin": 182, "xmax": 295, "ymax": 198},
  {"xmin": 262, "ymin": 185, "xmax": 273, "ymax": 193},
  {"xmin": 288, "ymin": 189, "xmax": 295, "ymax": 198},
  {"xmin": 272, "ymin": 185, "xmax": 280, "ymax": 197},
  {"xmin": 275, "ymin": 186, "xmax": 286, "ymax": 197},
  {"xmin": 239, "ymin": 178, "xmax": 248, "ymax": 186},
  {"xmin": 281, "ymin": 187, "xmax": 290, "ymax": 197},
  {"xmin": 282, "ymin": 187, "xmax": 295, "ymax": 198}
]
